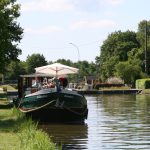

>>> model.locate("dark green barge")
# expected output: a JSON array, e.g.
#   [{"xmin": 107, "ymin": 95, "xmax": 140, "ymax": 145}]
[{"xmin": 14, "ymin": 74, "xmax": 88, "ymax": 123}]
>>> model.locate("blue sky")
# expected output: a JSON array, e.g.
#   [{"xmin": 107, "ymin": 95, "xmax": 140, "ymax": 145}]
[{"xmin": 17, "ymin": 0, "xmax": 150, "ymax": 63}]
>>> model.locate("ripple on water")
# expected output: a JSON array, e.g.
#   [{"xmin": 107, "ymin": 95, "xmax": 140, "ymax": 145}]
[{"xmin": 40, "ymin": 94, "xmax": 150, "ymax": 150}]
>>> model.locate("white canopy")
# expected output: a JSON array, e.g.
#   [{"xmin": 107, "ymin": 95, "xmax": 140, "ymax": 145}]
[{"xmin": 35, "ymin": 63, "xmax": 79, "ymax": 77}]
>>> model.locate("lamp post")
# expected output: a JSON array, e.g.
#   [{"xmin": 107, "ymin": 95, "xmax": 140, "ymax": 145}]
[
  {"xmin": 69, "ymin": 43, "xmax": 80, "ymax": 62},
  {"xmin": 69, "ymin": 43, "xmax": 81, "ymax": 83},
  {"xmin": 145, "ymin": 20, "xmax": 147, "ymax": 74}
]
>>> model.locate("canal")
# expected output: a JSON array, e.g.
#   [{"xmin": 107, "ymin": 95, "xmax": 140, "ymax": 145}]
[{"xmin": 40, "ymin": 94, "xmax": 150, "ymax": 149}]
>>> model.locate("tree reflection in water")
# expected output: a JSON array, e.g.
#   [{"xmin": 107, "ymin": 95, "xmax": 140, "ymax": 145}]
[{"xmin": 39, "ymin": 94, "xmax": 150, "ymax": 150}]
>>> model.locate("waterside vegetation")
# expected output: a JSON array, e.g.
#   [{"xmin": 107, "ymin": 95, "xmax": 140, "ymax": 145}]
[
  {"xmin": 0, "ymin": 105, "xmax": 56, "ymax": 150},
  {"xmin": 1, "ymin": 1, "xmax": 150, "ymax": 88},
  {"xmin": 1, "ymin": 20, "xmax": 150, "ymax": 88}
]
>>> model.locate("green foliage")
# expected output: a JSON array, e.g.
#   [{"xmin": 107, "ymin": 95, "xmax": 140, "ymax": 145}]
[
  {"xmin": 0, "ymin": 108, "xmax": 24, "ymax": 133},
  {"xmin": 137, "ymin": 20, "xmax": 150, "ymax": 47},
  {"xmin": 55, "ymin": 59, "xmax": 97, "ymax": 82},
  {"xmin": 127, "ymin": 48, "xmax": 144, "ymax": 65},
  {"xmin": 0, "ymin": 108, "xmax": 56, "ymax": 150},
  {"xmin": 0, "ymin": 0, "xmax": 23, "ymax": 73},
  {"xmin": 26, "ymin": 54, "xmax": 48, "ymax": 73},
  {"xmin": 6, "ymin": 61, "xmax": 27, "ymax": 79},
  {"xmin": 5, "ymin": 57, "xmax": 97, "ymax": 83},
  {"xmin": 100, "ymin": 30, "xmax": 139, "ymax": 61},
  {"xmin": 115, "ymin": 61, "xmax": 142, "ymax": 86},
  {"xmin": 136, "ymin": 20, "xmax": 150, "ymax": 74},
  {"xmin": 98, "ymin": 30, "xmax": 140, "ymax": 81},
  {"xmin": 56, "ymin": 59, "xmax": 74, "ymax": 66},
  {"xmin": 77, "ymin": 61, "xmax": 97, "ymax": 77},
  {"xmin": 136, "ymin": 79, "xmax": 150, "ymax": 89},
  {"xmin": 56, "ymin": 59, "xmax": 97, "ymax": 77},
  {"xmin": 100, "ymin": 56, "xmax": 119, "ymax": 81},
  {"xmin": 145, "ymin": 80, "xmax": 150, "ymax": 89},
  {"xmin": 96, "ymin": 20, "xmax": 150, "ymax": 84},
  {"xmin": 18, "ymin": 118, "xmax": 56, "ymax": 150}
]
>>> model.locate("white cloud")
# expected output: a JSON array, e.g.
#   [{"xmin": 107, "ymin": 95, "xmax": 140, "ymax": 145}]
[
  {"xmin": 24, "ymin": 26, "xmax": 62, "ymax": 34},
  {"xmin": 70, "ymin": 20, "xmax": 116, "ymax": 30},
  {"xmin": 103, "ymin": 11, "xmax": 115, "ymax": 17},
  {"xmin": 21, "ymin": 0, "xmax": 74, "ymax": 12},
  {"xmin": 100, "ymin": 0, "xmax": 124, "ymax": 6}
]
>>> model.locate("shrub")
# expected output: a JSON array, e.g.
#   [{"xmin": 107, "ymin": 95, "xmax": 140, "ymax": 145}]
[
  {"xmin": 107, "ymin": 77, "xmax": 124, "ymax": 84},
  {"xmin": 136, "ymin": 79, "xmax": 150, "ymax": 89},
  {"xmin": 0, "ymin": 108, "xmax": 56, "ymax": 150},
  {"xmin": 18, "ymin": 118, "xmax": 56, "ymax": 150}
]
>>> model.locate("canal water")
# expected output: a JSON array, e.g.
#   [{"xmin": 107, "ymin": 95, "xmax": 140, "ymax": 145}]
[{"xmin": 40, "ymin": 94, "xmax": 150, "ymax": 150}]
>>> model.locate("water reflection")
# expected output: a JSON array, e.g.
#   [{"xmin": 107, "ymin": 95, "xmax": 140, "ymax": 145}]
[
  {"xmin": 40, "ymin": 94, "xmax": 150, "ymax": 149},
  {"xmin": 92, "ymin": 94, "xmax": 150, "ymax": 149},
  {"xmin": 40, "ymin": 124, "xmax": 88, "ymax": 149}
]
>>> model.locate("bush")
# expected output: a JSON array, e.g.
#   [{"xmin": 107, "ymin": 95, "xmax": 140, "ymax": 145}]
[
  {"xmin": 18, "ymin": 118, "xmax": 56, "ymax": 150},
  {"xmin": 0, "ymin": 108, "xmax": 56, "ymax": 150},
  {"xmin": 136, "ymin": 79, "xmax": 150, "ymax": 89},
  {"xmin": 94, "ymin": 83, "xmax": 124, "ymax": 89}
]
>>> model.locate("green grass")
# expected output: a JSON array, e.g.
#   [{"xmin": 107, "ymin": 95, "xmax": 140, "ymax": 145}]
[
  {"xmin": 0, "ymin": 108, "xmax": 21, "ymax": 150},
  {"xmin": 0, "ymin": 93, "xmax": 7, "ymax": 98},
  {"xmin": 0, "ymin": 132, "xmax": 19, "ymax": 150},
  {"xmin": 0, "ymin": 107, "xmax": 56, "ymax": 150},
  {"xmin": 141, "ymin": 89, "xmax": 150, "ymax": 94},
  {"xmin": 18, "ymin": 119, "xmax": 56, "ymax": 150},
  {"xmin": 99, "ymin": 86, "xmax": 131, "ymax": 90},
  {"xmin": 0, "ymin": 84, "xmax": 17, "ymax": 99},
  {"xmin": 0, "ymin": 84, "xmax": 17, "ymax": 91}
]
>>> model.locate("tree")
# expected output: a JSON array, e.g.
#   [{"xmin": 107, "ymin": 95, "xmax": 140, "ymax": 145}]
[
  {"xmin": 137, "ymin": 20, "xmax": 150, "ymax": 47},
  {"xmin": 0, "ymin": 0, "xmax": 23, "ymax": 73},
  {"xmin": 98, "ymin": 30, "xmax": 140, "ymax": 81},
  {"xmin": 56, "ymin": 59, "xmax": 74, "ymax": 66},
  {"xmin": 136, "ymin": 20, "xmax": 150, "ymax": 75},
  {"xmin": 115, "ymin": 61, "xmax": 142, "ymax": 86},
  {"xmin": 100, "ymin": 56, "xmax": 119, "ymax": 81},
  {"xmin": 127, "ymin": 47, "xmax": 144, "ymax": 72},
  {"xmin": 26, "ymin": 54, "xmax": 48, "ymax": 73},
  {"xmin": 75, "ymin": 61, "xmax": 97, "ymax": 78},
  {"xmin": 6, "ymin": 60, "xmax": 27, "ymax": 80}
]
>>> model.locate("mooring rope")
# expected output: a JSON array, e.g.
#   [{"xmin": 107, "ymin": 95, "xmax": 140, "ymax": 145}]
[
  {"xmin": 19, "ymin": 99, "xmax": 56, "ymax": 113},
  {"xmin": 64, "ymin": 106, "xmax": 88, "ymax": 116}
]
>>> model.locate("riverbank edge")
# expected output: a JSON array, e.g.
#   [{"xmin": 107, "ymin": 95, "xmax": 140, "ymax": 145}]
[
  {"xmin": 0, "ymin": 108, "xmax": 57, "ymax": 150},
  {"xmin": 77, "ymin": 89, "xmax": 142, "ymax": 95},
  {"xmin": 0, "ymin": 89, "xmax": 143, "ymax": 98}
]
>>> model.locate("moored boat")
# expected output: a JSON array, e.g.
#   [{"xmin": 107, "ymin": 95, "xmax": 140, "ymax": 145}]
[
  {"xmin": 17, "ymin": 87, "xmax": 88, "ymax": 123},
  {"xmin": 14, "ymin": 63, "xmax": 88, "ymax": 123}
]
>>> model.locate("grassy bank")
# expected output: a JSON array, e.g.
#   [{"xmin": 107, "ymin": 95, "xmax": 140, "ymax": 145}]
[
  {"xmin": 0, "ymin": 84, "xmax": 17, "ymax": 100},
  {"xmin": 0, "ymin": 84, "xmax": 17, "ymax": 91},
  {"xmin": 0, "ymin": 106, "xmax": 56, "ymax": 150},
  {"xmin": 141, "ymin": 89, "xmax": 150, "ymax": 94}
]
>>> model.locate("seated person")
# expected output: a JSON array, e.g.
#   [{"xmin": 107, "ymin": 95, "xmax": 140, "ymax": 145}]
[
  {"xmin": 47, "ymin": 81, "xmax": 55, "ymax": 88},
  {"xmin": 59, "ymin": 77, "xmax": 68, "ymax": 88},
  {"xmin": 42, "ymin": 82, "xmax": 48, "ymax": 89}
]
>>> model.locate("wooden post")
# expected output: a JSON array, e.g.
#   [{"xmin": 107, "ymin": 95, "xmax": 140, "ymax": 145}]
[
  {"xmin": 2, "ymin": 74, "xmax": 4, "ymax": 84},
  {"xmin": 145, "ymin": 20, "xmax": 147, "ymax": 74}
]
